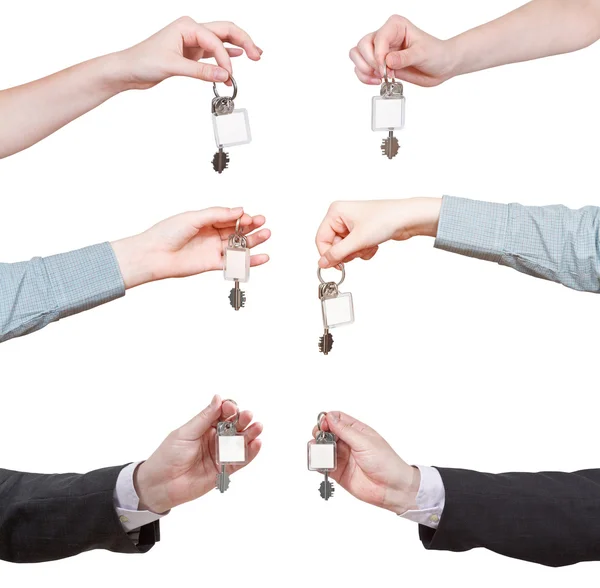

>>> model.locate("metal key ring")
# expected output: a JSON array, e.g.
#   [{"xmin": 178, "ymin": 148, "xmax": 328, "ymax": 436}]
[
  {"xmin": 317, "ymin": 264, "xmax": 345, "ymax": 287},
  {"xmin": 213, "ymin": 75, "xmax": 238, "ymax": 101},
  {"xmin": 317, "ymin": 412, "xmax": 327, "ymax": 432},
  {"xmin": 235, "ymin": 217, "xmax": 242, "ymax": 235},
  {"xmin": 222, "ymin": 399, "xmax": 240, "ymax": 427}
]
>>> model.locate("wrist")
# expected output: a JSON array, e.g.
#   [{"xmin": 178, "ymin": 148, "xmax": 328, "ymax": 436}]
[
  {"xmin": 134, "ymin": 462, "xmax": 171, "ymax": 514},
  {"xmin": 111, "ymin": 234, "xmax": 156, "ymax": 290},
  {"xmin": 404, "ymin": 197, "xmax": 442, "ymax": 238},
  {"xmin": 445, "ymin": 32, "xmax": 477, "ymax": 78},
  {"xmin": 384, "ymin": 465, "xmax": 421, "ymax": 515},
  {"xmin": 92, "ymin": 52, "xmax": 134, "ymax": 95}
]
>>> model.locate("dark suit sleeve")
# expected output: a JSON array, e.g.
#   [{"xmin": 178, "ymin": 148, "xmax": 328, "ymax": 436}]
[
  {"xmin": 0, "ymin": 465, "xmax": 160, "ymax": 563},
  {"xmin": 419, "ymin": 467, "xmax": 600, "ymax": 567}
]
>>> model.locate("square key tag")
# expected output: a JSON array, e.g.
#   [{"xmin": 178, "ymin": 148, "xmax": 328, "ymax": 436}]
[
  {"xmin": 372, "ymin": 78, "xmax": 405, "ymax": 159},
  {"xmin": 317, "ymin": 263, "xmax": 354, "ymax": 355},
  {"xmin": 224, "ymin": 218, "xmax": 250, "ymax": 311},
  {"xmin": 211, "ymin": 76, "xmax": 252, "ymax": 174},
  {"xmin": 215, "ymin": 399, "xmax": 247, "ymax": 494},
  {"xmin": 308, "ymin": 413, "xmax": 337, "ymax": 501}
]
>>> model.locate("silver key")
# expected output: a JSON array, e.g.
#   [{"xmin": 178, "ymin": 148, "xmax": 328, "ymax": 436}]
[
  {"xmin": 317, "ymin": 264, "xmax": 354, "ymax": 355},
  {"xmin": 215, "ymin": 400, "xmax": 247, "ymax": 494},
  {"xmin": 210, "ymin": 76, "xmax": 251, "ymax": 173},
  {"xmin": 308, "ymin": 413, "xmax": 337, "ymax": 501},
  {"xmin": 224, "ymin": 219, "xmax": 249, "ymax": 311},
  {"xmin": 372, "ymin": 78, "xmax": 405, "ymax": 159}
]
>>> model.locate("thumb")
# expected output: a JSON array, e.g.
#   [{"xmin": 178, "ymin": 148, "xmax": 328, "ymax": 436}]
[
  {"xmin": 318, "ymin": 232, "xmax": 365, "ymax": 268},
  {"xmin": 326, "ymin": 412, "xmax": 374, "ymax": 451},
  {"xmin": 178, "ymin": 395, "xmax": 222, "ymax": 439},
  {"xmin": 170, "ymin": 56, "xmax": 230, "ymax": 83},
  {"xmin": 186, "ymin": 206, "xmax": 243, "ymax": 229},
  {"xmin": 386, "ymin": 47, "xmax": 420, "ymax": 71}
]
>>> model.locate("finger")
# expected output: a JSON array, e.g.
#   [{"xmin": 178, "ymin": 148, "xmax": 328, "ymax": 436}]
[
  {"xmin": 178, "ymin": 395, "xmax": 222, "ymax": 440},
  {"xmin": 318, "ymin": 232, "xmax": 365, "ymax": 269},
  {"xmin": 203, "ymin": 21, "xmax": 262, "ymax": 61},
  {"xmin": 230, "ymin": 438, "xmax": 262, "ymax": 474},
  {"xmin": 193, "ymin": 25, "xmax": 233, "ymax": 76},
  {"xmin": 374, "ymin": 18, "xmax": 407, "ymax": 76},
  {"xmin": 349, "ymin": 46, "xmax": 377, "ymax": 78},
  {"xmin": 357, "ymin": 32, "xmax": 378, "ymax": 74},
  {"xmin": 325, "ymin": 411, "xmax": 376, "ymax": 451},
  {"xmin": 241, "ymin": 214, "xmax": 266, "ymax": 234},
  {"xmin": 170, "ymin": 56, "xmax": 230, "ymax": 82},
  {"xmin": 208, "ymin": 47, "xmax": 244, "ymax": 58},
  {"xmin": 237, "ymin": 409, "xmax": 253, "ymax": 432},
  {"xmin": 214, "ymin": 214, "xmax": 265, "ymax": 233},
  {"xmin": 360, "ymin": 246, "xmax": 379, "ymax": 260},
  {"xmin": 245, "ymin": 228, "xmax": 271, "ymax": 249},
  {"xmin": 355, "ymin": 66, "xmax": 382, "ymax": 85},
  {"xmin": 221, "ymin": 399, "xmax": 241, "ymax": 422},
  {"xmin": 186, "ymin": 207, "xmax": 244, "ymax": 229},
  {"xmin": 386, "ymin": 47, "xmax": 420, "ymax": 72},
  {"xmin": 249, "ymin": 253, "xmax": 269, "ymax": 267},
  {"xmin": 315, "ymin": 215, "xmax": 348, "ymax": 257},
  {"xmin": 241, "ymin": 421, "xmax": 263, "ymax": 443}
]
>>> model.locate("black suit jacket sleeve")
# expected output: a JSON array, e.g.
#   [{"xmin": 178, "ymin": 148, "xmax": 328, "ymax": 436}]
[
  {"xmin": 419, "ymin": 467, "xmax": 600, "ymax": 567},
  {"xmin": 0, "ymin": 465, "xmax": 160, "ymax": 563}
]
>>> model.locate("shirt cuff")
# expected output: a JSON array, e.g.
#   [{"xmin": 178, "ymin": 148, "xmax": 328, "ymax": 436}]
[
  {"xmin": 434, "ymin": 195, "xmax": 509, "ymax": 263},
  {"xmin": 42, "ymin": 242, "xmax": 125, "ymax": 320},
  {"xmin": 114, "ymin": 462, "xmax": 167, "ymax": 534},
  {"xmin": 399, "ymin": 465, "xmax": 446, "ymax": 529}
]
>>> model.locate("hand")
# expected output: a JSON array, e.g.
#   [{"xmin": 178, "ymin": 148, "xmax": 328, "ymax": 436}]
[
  {"xmin": 313, "ymin": 412, "xmax": 419, "ymax": 515},
  {"xmin": 111, "ymin": 207, "xmax": 270, "ymax": 289},
  {"xmin": 350, "ymin": 15, "xmax": 456, "ymax": 87},
  {"xmin": 315, "ymin": 198, "xmax": 441, "ymax": 269},
  {"xmin": 135, "ymin": 396, "xmax": 263, "ymax": 513},
  {"xmin": 115, "ymin": 17, "xmax": 262, "ymax": 90}
]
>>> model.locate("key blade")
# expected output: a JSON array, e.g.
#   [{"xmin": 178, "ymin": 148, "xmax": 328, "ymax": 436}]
[
  {"xmin": 381, "ymin": 135, "xmax": 399, "ymax": 159},
  {"xmin": 216, "ymin": 472, "xmax": 230, "ymax": 493}
]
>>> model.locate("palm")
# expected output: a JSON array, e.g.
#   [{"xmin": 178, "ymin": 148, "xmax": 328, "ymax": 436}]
[
  {"xmin": 331, "ymin": 439, "xmax": 407, "ymax": 509},
  {"xmin": 151, "ymin": 432, "xmax": 220, "ymax": 507}
]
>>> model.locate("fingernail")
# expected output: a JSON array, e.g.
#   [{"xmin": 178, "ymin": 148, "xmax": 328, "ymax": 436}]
[
  {"xmin": 318, "ymin": 256, "xmax": 328, "ymax": 268},
  {"xmin": 215, "ymin": 68, "xmax": 229, "ymax": 82},
  {"xmin": 211, "ymin": 395, "xmax": 220, "ymax": 407},
  {"xmin": 230, "ymin": 207, "xmax": 243, "ymax": 213},
  {"xmin": 328, "ymin": 412, "xmax": 339, "ymax": 423},
  {"xmin": 380, "ymin": 65, "xmax": 386, "ymax": 77}
]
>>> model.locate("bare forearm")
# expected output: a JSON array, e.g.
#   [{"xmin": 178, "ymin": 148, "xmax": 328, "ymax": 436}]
[
  {"xmin": 449, "ymin": 0, "xmax": 600, "ymax": 77},
  {"xmin": 0, "ymin": 52, "xmax": 127, "ymax": 159}
]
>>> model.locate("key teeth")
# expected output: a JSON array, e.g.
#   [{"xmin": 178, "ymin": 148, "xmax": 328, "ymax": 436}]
[
  {"xmin": 212, "ymin": 150, "xmax": 230, "ymax": 173},
  {"xmin": 319, "ymin": 333, "xmax": 334, "ymax": 355},
  {"xmin": 319, "ymin": 481, "xmax": 335, "ymax": 500},
  {"xmin": 216, "ymin": 474, "xmax": 230, "ymax": 493},
  {"xmin": 381, "ymin": 136, "xmax": 400, "ymax": 159}
]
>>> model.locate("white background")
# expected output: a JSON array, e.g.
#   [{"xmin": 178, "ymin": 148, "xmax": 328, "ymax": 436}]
[{"xmin": 1, "ymin": 0, "xmax": 599, "ymax": 584}]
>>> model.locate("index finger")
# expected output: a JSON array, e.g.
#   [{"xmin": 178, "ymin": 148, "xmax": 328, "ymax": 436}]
[
  {"xmin": 194, "ymin": 25, "xmax": 233, "ymax": 75},
  {"xmin": 374, "ymin": 18, "xmax": 406, "ymax": 76},
  {"xmin": 203, "ymin": 21, "xmax": 262, "ymax": 60}
]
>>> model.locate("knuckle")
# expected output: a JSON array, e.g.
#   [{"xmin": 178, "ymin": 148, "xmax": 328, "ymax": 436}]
[{"xmin": 177, "ymin": 15, "xmax": 194, "ymax": 25}]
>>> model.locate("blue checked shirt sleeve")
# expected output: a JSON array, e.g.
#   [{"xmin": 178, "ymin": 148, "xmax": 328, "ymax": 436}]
[
  {"xmin": 434, "ymin": 196, "xmax": 600, "ymax": 293},
  {"xmin": 0, "ymin": 242, "xmax": 125, "ymax": 343}
]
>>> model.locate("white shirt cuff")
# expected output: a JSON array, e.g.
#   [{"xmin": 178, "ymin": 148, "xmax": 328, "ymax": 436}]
[
  {"xmin": 398, "ymin": 465, "xmax": 446, "ymax": 529},
  {"xmin": 113, "ymin": 462, "xmax": 167, "ymax": 534}
]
